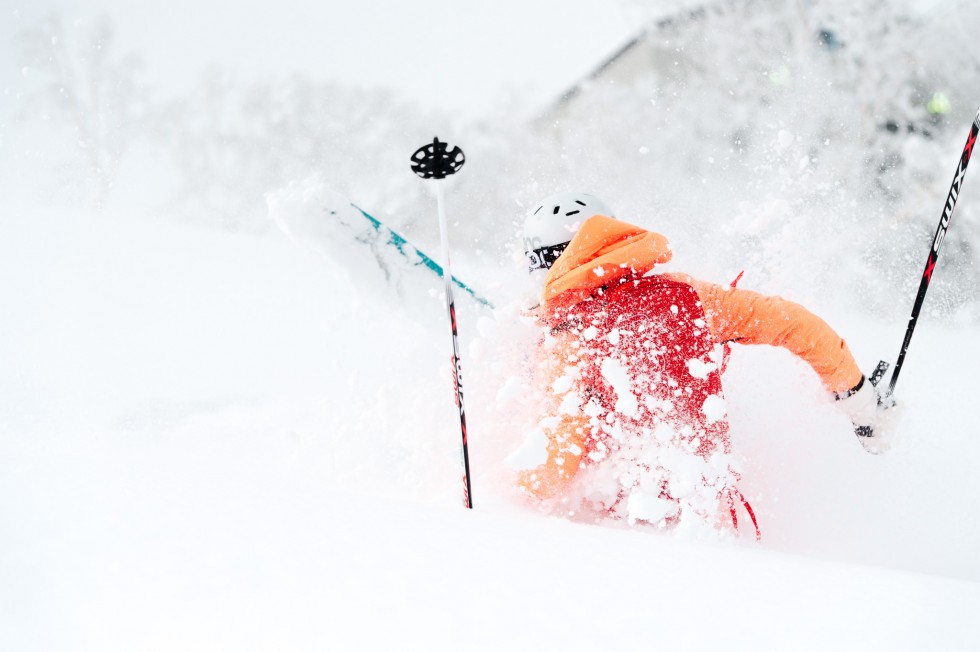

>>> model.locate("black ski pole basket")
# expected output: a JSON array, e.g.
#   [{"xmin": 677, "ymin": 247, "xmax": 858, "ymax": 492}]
[{"xmin": 410, "ymin": 137, "xmax": 466, "ymax": 180}]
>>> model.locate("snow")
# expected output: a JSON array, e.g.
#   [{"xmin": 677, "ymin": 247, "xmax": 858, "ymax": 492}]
[
  {"xmin": 701, "ymin": 394, "xmax": 727, "ymax": 425},
  {"xmin": 626, "ymin": 491, "xmax": 678, "ymax": 525},
  {"xmin": 687, "ymin": 356, "xmax": 718, "ymax": 380},
  {"xmin": 505, "ymin": 428, "xmax": 549, "ymax": 471},
  {"xmin": 600, "ymin": 357, "xmax": 639, "ymax": 418},
  {"xmin": 3, "ymin": 0, "xmax": 980, "ymax": 648},
  {"xmin": 558, "ymin": 390, "xmax": 584, "ymax": 417},
  {"xmin": 607, "ymin": 327, "xmax": 621, "ymax": 345},
  {"xmin": 551, "ymin": 373, "xmax": 575, "ymax": 395},
  {"xmin": 5, "ymin": 201, "xmax": 979, "ymax": 650},
  {"xmin": 3, "ymin": 203, "xmax": 972, "ymax": 650},
  {"xmin": 4, "ymin": 444, "xmax": 976, "ymax": 651}
]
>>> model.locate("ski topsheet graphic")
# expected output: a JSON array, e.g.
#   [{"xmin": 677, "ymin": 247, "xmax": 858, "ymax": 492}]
[
  {"xmin": 267, "ymin": 178, "xmax": 491, "ymax": 309},
  {"xmin": 350, "ymin": 203, "xmax": 491, "ymax": 307}
]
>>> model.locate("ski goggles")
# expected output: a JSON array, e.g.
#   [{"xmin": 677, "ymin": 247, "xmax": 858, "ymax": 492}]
[{"xmin": 525, "ymin": 241, "xmax": 570, "ymax": 272}]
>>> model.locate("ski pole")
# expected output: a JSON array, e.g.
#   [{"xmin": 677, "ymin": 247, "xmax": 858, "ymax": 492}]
[
  {"xmin": 883, "ymin": 106, "xmax": 980, "ymax": 397},
  {"xmin": 410, "ymin": 137, "xmax": 473, "ymax": 509}
]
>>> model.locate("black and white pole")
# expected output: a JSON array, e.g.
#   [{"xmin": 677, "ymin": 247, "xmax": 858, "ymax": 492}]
[
  {"xmin": 882, "ymin": 106, "xmax": 980, "ymax": 397},
  {"xmin": 410, "ymin": 137, "xmax": 473, "ymax": 509}
]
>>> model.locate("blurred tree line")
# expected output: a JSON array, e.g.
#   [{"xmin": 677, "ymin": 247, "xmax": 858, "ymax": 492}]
[{"xmin": 13, "ymin": 0, "xmax": 980, "ymax": 316}]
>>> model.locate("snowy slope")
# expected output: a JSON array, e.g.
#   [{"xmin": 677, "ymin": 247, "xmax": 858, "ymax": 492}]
[
  {"xmin": 3, "ymin": 457, "xmax": 978, "ymax": 651},
  {"xmin": 4, "ymin": 0, "xmax": 980, "ymax": 647},
  {"xmin": 2, "ymin": 205, "xmax": 979, "ymax": 650}
]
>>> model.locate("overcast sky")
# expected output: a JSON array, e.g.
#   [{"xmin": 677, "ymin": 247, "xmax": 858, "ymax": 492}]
[{"xmin": 1, "ymin": 0, "xmax": 649, "ymax": 118}]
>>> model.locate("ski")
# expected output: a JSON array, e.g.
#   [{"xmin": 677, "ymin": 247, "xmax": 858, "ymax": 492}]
[
  {"xmin": 267, "ymin": 180, "xmax": 492, "ymax": 310},
  {"xmin": 348, "ymin": 203, "xmax": 492, "ymax": 308}
]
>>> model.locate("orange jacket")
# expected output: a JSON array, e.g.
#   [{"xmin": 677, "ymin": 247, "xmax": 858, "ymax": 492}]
[{"xmin": 519, "ymin": 215, "xmax": 862, "ymax": 499}]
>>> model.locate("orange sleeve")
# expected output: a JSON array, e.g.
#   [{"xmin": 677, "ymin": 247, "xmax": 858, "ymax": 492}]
[
  {"xmin": 517, "ymin": 413, "xmax": 588, "ymax": 499},
  {"xmin": 517, "ymin": 332, "xmax": 590, "ymax": 500},
  {"xmin": 666, "ymin": 273, "xmax": 862, "ymax": 393}
]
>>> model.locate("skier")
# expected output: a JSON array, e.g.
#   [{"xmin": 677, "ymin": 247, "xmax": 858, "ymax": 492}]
[{"xmin": 515, "ymin": 191, "xmax": 894, "ymax": 532}]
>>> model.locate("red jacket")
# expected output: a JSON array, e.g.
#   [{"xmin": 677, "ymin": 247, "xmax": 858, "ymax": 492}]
[{"xmin": 520, "ymin": 215, "xmax": 862, "ymax": 501}]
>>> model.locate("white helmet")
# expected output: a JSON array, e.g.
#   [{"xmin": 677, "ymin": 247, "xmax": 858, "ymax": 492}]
[{"xmin": 523, "ymin": 192, "xmax": 614, "ymax": 272}]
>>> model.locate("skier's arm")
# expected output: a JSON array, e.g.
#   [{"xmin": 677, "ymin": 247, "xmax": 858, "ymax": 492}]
[
  {"xmin": 517, "ymin": 330, "xmax": 590, "ymax": 500},
  {"xmin": 670, "ymin": 274, "xmax": 863, "ymax": 394},
  {"xmin": 517, "ymin": 413, "xmax": 588, "ymax": 499}
]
